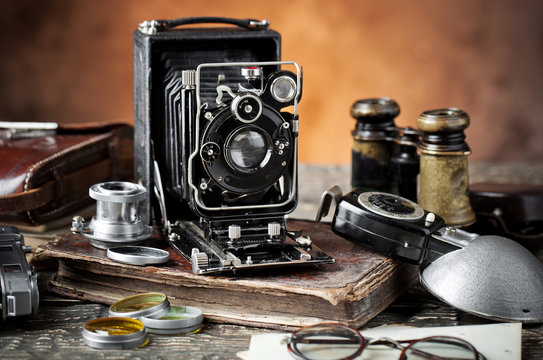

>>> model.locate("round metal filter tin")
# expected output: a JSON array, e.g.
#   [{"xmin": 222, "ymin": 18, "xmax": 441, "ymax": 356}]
[
  {"xmin": 82, "ymin": 317, "xmax": 148, "ymax": 349},
  {"xmin": 147, "ymin": 322, "xmax": 202, "ymax": 335},
  {"xmin": 109, "ymin": 293, "xmax": 170, "ymax": 319},
  {"xmin": 141, "ymin": 306, "xmax": 203, "ymax": 334},
  {"xmin": 107, "ymin": 246, "xmax": 170, "ymax": 265}
]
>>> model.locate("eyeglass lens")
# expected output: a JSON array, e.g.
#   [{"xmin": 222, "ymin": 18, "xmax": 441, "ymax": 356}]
[
  {"xmin": 289, "ymin": 324, "xmax": 364, "ymax": 360},
  {"xmin": 403, "ymin": 336, "xmax": 479, "ymax": 360}
]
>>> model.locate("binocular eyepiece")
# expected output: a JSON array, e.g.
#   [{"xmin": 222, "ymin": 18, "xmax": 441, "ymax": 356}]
[
  {"xmin": 351, "ymin": 98, "xmax": 475, "ymax": 227},
  {"xmin": 417, "ymin": 108, "xmax": 476, "ymax": 227},
  {"xmin": 351, "ymin": 98, "xmax": 419, "ymax": 202}
]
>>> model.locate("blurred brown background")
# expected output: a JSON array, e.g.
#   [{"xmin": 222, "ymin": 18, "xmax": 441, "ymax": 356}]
[{"xmin": 0, "ymin": 0, "xmax": 541, "ymax": 164}]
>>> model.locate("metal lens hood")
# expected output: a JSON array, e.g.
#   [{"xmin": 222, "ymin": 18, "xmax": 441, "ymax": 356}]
[{"xmin": 72, "ymin": 181, "xmax": 152, "ymax": 249}]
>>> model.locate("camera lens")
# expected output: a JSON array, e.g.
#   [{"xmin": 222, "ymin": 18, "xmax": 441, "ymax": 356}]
[
  {"xmin": 226, "ymin": 127, "xmax": 272, "ymax": 173},
  {"xmin": 231, "ymin": 93, "xmax": 263, "ymax": 123}
]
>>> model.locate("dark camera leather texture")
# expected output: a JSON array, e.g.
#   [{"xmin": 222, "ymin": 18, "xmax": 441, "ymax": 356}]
[
  {"xmin": 0, "ymin": 124, "xmax": 133, "ymax": 225},
  {"xmin": 469, "ymin": 182, "xmax": 543, "ymax": 246}
]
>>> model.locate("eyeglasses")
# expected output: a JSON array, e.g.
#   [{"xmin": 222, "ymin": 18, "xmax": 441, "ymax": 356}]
[{"xmin": 286, "ymin": 323, "xmax": 487, "ymax": 360}]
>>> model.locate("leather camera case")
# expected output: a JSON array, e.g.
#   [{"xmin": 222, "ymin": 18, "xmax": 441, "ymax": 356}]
[{"xmin": 0, "ymin": 124, "xmax": 133, "ymax": 226}]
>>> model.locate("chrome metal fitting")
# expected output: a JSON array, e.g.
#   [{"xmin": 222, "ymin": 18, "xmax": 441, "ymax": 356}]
[{"xmin": 71, "ymin": 182, "xmax": 152, "ymax": 249}]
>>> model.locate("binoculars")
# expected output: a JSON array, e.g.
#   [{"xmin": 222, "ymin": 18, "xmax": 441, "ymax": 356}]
[{"xmin": 351, "ymin": 97, "xmax": 476, "ymax": 227}]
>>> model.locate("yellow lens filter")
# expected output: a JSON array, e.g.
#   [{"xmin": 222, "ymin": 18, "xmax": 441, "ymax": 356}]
[
  {"xmin": 109, "ymin": 292, "xmax": 171, "ymax": 319},
  {"xmin": 82, "ymin": 317, "xmax": 148, "ymax": 349},
  {"xmin": 83, "ymin": 293, "xmax": 203, "ymax": 349}
]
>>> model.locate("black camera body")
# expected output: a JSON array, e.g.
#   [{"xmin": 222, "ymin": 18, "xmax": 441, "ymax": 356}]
[
  {"xmin": 134, "ymin": 18, "xmax": 282, "ymax": 222},
  {"xmin": 0, "ymin": 226, "xmax": 38, "ymax": 320},
  {"xmin": 134, "ymin": 17, "xmax": 333, "ymax": 273},
  {"xmin": 164, "ymin": 64, "xmax": 300, "ymax": 221}
]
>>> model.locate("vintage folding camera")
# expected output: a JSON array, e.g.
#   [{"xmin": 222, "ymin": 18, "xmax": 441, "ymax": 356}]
[
  {"xmin": 0, "ymin": 226, "xmax": 39, "ymax": 320},
  {"xmin": 134, "ymin": 17, "xmax": 333, "ymax": 274}
]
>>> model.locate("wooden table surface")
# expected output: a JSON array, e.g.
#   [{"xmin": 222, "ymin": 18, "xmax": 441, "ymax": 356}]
[{"xmin": 1, "ymin": 163, "xmax": 542, "ymax": 359}]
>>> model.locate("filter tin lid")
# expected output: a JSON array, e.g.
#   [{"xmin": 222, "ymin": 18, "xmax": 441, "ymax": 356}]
[
  {"xmin": 109, "ymin": 293, "xmax": 170, "ymax": 319},
  {"xmin": 147, "ymin": 322, "xmax": 202, "ymax": 335},
  {"xmin": 107, "ymin": 246, "xmax": 170, "ymax": 265},
  {"xmin": 141, "ymin": 305, "xmax": 203, "ymax": 331}
]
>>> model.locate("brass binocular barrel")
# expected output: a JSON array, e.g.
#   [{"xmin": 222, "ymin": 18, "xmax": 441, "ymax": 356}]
[{"xmin": 417, "ymin": 108, "xmax": 476, "ymax": 227}]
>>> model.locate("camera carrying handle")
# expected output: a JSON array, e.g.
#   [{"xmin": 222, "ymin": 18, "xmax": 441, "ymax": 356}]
[{"xmin": 154, "ymin": 17, "xmax": 270, "ymax": 31}]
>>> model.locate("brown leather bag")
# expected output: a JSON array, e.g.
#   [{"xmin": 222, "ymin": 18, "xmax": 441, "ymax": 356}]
[{"xmin": 0, "ymin": 123, "xmax": 133, "ymax": 226}]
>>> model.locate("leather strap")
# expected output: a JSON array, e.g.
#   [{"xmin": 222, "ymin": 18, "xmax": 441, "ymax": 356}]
[
  {"xmin": 58, "ymin": 122, "xmax": 131, "ymax": 133},
  {"xmin": 474, "ymin": 211, "xmax": 543, "ymax": 241},
  {"xmin": 0, "ymin": 158, "xmax": 112, "ymax": 214},
  {"xmin": 155, "ymin": 17, "xmax": 270, "ymax": 31}
]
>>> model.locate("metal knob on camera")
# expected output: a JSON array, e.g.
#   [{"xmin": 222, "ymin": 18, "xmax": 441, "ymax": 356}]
[
  {"xmin": 71, "ymin": 181, "xmax": 152, "ymax": 249},
  {"xmin": 417, "ymin": 108, "xmax": 476, "ymax": 227}
]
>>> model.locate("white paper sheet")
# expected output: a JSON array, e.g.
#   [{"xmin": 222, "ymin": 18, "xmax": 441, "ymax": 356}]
[{"xmin": 237, "ymin": 322, "xmax": 521, "ymax": 360}]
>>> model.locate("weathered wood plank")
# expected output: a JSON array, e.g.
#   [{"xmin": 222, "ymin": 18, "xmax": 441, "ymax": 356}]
[{"xmin": 2, "ymin": 289, "xmax": 542, "ymax": 360}]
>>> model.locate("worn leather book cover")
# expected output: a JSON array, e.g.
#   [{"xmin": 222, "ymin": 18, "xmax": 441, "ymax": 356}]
[{"xmin": 35, "ymin": 219, "xmax": 417, "ymax": 329}]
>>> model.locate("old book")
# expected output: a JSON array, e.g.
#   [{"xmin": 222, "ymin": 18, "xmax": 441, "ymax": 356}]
[{"xmin": 35, "ymin": 219, "xmax": 417, "ymax": 329}]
